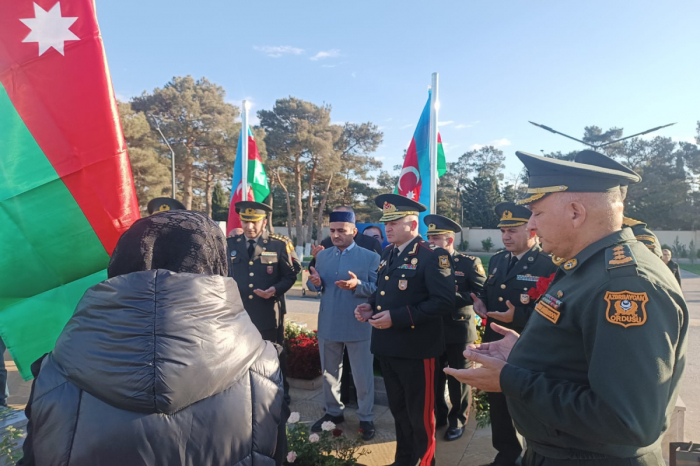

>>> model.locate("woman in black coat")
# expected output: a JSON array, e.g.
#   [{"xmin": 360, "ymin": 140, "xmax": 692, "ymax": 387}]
[{"xmin": 19, "ymin": 211, "xmax": 288, "ymax": 465}]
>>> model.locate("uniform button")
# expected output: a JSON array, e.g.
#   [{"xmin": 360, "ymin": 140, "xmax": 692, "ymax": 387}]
[
  {"xmin": 380, "ymin": 291, "xmax": 385, "ymax": 296},
  {"xmin": 377, "ymin": 306, "xmax": 382, "ymax": 310},
  {"xmin": 248, "ymin": 295, "xmax": 253, "ymax": 299},
  {"xmin": 249, "ymin": 272, "xmax": 254, "ymax": 277},
  {"xmin": 501, "ymin": 284, "xmax": 506, "ymax": 289},
  {"xmin": 411, "ymin": 325, "xmax": 415, "ymax": 329},
  {"xmin": 524, "ymin": 287, "xmax": 528, "ymax": 291},
  {"xmin": 249, "ymin": 261, "xmax": 254, "ymax": 265},
  {"xmin": 401, "ymin": 274, "xmax": 406, "ymax": 278},
  {"xmin": 498, "ymin": 297, "xmax": 504, "ymax": 302},
  {"xmin": 249, "ymin": 284, "xmax": 254, "ymax": 288},
  {"xmin": 385, "ymin": 276, "xmax": 390, "ymax": 281}
]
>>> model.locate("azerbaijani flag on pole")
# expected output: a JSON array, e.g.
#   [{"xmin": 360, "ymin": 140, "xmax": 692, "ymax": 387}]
[
  {"xmin": 227, "ymin": 125, "xmax": 270, "ymax": 233},
  {"xmin": 0, "ymin": 0, "xmax": 140, "ymax": 379},
  {"xmin": 395, "ymin": 91, "xmax": 447, "ymax": 233}
]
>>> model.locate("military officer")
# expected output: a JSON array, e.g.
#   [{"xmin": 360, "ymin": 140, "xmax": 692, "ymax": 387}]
[
  {"xmin": 354, "ymin": 194, "xmax": 454, "ymax": 466},
  {"xmin": 425, "ymin": 215, "xmax": 486, "ymax": 442},
  {"xmin": 469, "ymin": 202, "xmax": 556, "ymax": 466},
  {"xmin": 227, "ymin": 201, "xmax": 298, "ymax": 401},
  {"xmin": 574, "ymin": 150, "xmax": 662, "ymax": 258},
  {"xmin": 446, "ymin": 152, "xmax": 689, "ymax": 466},
  {"xmin": 146, "ymin": 197, "xmax": 186, "ymax": 215}
]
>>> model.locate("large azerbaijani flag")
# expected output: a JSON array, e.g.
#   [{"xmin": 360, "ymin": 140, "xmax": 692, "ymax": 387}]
[
  {"xmin": 0, "ymin": 0, "xmax": 140, "ymax": 379},
  {"xmin": 227, "ymin": 125, "xmax": 270, "ymax": 233},
  {"xmin": 395, "ymin": 91, "xmax": 447, "ymax": 234}
]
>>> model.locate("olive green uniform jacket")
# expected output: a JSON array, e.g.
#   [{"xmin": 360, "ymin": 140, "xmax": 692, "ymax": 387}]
[{"xmin": 501, "ymin": 229, "xmax": 688, "ymax": 461}]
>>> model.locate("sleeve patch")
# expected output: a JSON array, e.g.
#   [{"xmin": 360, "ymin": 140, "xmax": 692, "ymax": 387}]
[
  {"xmin": 604, "ymin": 291, "xmax": 648, "ymax": 328},
  {"xmin": 439, "ymin": 255, "xmax": 450, "ymax": 269}
]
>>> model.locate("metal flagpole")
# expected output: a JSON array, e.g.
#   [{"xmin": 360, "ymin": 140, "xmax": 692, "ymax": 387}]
[
  {"xmin": 241, "ymin": 100, "xmax": 250, "ymax": 202},
  {"xmin": 428, "ymin": 73, "xmax": 439, "ymax": 214}
]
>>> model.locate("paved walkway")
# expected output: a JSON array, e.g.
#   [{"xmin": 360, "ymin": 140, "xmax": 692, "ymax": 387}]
[{"xmin": 678, "ymin": 270, "xmax": 700, "ymax": 442}]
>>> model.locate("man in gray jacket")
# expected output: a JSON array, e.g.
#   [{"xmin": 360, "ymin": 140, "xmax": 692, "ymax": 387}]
[{"xmin": 307, "ymin": 210, "xmax": 380, "ymax": 440}]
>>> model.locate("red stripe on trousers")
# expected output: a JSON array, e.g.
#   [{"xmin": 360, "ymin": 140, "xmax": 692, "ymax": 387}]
[{"xmin": 421, "ymin": 358, "xmax": 436, "ymax": 466}]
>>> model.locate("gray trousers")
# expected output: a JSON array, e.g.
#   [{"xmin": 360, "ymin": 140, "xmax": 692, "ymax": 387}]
[{"xmin": 318, "ymin": 337, "xmax": 374, "ymax": 421}]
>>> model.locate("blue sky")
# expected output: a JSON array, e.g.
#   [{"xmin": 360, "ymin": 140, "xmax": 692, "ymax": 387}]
[{"xmin": 98, "ymin": 0, "xmax": 700, "ymax": 180}]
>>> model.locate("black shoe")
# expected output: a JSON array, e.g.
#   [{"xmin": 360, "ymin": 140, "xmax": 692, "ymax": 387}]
[
  {"xmin": 359, "ymin": 421, "xmax": 376, "ymax": 441},
  {"xmin": 444, "ymin": 426, "xmax": 464, "ymax": 441},
  {"xmin": 311, "ymin": 413, "xmax": 345, "ymax": 432}
]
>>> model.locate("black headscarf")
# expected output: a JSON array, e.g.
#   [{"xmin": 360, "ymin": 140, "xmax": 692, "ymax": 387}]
[{"xmin": 107, "ymin": 211, "xmax": 228, "ymax": 278}]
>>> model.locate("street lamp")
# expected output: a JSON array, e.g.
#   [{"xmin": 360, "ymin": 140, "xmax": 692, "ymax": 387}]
[{"xmin": 148, "ymin": 114, "xmax": 177, "ymax": 199}]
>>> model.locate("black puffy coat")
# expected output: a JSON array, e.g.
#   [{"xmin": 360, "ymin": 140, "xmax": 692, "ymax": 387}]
[{"xmin": 20, "ymin": 270, "xmax": 287, "ymax": 466}]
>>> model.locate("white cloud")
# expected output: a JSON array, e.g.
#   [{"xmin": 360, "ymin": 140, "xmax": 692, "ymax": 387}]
[
  {"xmin": 253, "ymin": 45, "xmax": 304, "ymax": 58},
  {"xmin": 400, "ymin": 123, "xmax": 414, "ymax": 129},
  {"xmin": 438, "ymin": 120, "xmax": 454, "ymax": 127},
  {"xmin": 310, "ymin": 49, "xmax": 340, "ymax": 61},
  {"xmin": 321, "ymin": 64, "xmax": 336, "ymax": 68},
  {"xmin": 351, "ymin": 72, "xmax": 357, "ymax": 78},
  {"xmin": 455, "ymin": 123, "xmax": 472, "ymax": 129},
  {"xmin": 469, "ymin": 138, "xmax": 511, "ymax": 151}
]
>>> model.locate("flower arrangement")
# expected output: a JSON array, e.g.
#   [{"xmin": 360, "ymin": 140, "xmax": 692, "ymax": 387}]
[
  {"xmin": 285, "ymin": 412, "xmax": 368, "ymax": 465},
  {"xmin": 285, "ymin": 322, "xmax": 322, "ymax": 380}
]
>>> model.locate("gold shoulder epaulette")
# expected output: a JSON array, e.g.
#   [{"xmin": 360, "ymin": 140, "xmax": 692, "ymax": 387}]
[
  {"xmin": 623, "ymin": 217, "xmax": 644, "ymax": 227},
  {"xmin": 270, "ymin": 233, "xmax": 294, "ymax": 253}
]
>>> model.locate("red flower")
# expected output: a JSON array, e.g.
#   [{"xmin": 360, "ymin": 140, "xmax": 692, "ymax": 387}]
[
  {"xmin": 332, "ymin": 429, "xmax": 343, "ymax": 437},
  {"xmin": 527, "ymin": 273, "xmax": 556, "ymax": 301}
]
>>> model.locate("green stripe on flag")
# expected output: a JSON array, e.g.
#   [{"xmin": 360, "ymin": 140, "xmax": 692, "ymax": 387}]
[
  {"xmin": 0, "ymin": 82, "xmax": 110, "ymax": 379},
  {"xmin": 248, "ymin": 159, "xmax": 270, "ymax": 202},
  {"xmin": 437, "ymin": 141, "xmax": 447, "ymax": 177}
]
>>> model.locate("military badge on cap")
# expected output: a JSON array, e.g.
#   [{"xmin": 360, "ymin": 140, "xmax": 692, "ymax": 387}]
[
  {"xmin": 424, "ymin": 214, "xmax": 461, "ymax": 235},
  {"xmin": 495, "ymin": 202, "xmax": 531, "ymax": 228},
  {"xmin": 147, "ymin": 197, "xmax": 186, "ymax": 215},
  {"xmin": 235, "ymin": 201, "xmax": 272, "ymax": 222},
  {"xmin": 605, "ymin": 291, "xmax": 648, "ymax": 328},
  {"xmin": 375, "ymin": 193, "xmax": 426, "ymax": 222}
]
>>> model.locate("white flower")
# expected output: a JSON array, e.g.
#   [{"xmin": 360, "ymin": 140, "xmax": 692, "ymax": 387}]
[
  {"xmin": 287, "ymin": 412, "xmax": 300, "ymax": 424},
  {"xmin": 309, "ymin": 433, "xmax": 320, "ymax": 443},
  {"xmin": 287, "ymin": 451, "xmax": 297, "ymax": 463},
  {"xmin": 321, "ymin": 420, "xmax": 336, "ymax": 431}
]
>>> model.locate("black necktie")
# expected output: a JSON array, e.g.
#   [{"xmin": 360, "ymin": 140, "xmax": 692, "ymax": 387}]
[
  {"xmin": 507, "ymin": 255, "xmax": 518, "ymax": 273},
  {"xmin": 248, "ymin": 239, "xmax": 255, "ymax": 258},
  {"xmin": 389, "ymin": 247, "xmax": 399, "ymax": 265}
]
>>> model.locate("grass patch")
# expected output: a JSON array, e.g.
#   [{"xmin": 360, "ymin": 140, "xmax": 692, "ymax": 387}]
[{"xmin": 679, "ymin": 263, "xmax": 700, "ymax": 275}]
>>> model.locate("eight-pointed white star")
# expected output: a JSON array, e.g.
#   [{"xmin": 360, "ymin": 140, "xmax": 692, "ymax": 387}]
[{"xmin": 20, "ymin": 2, "xmax": 79, "ymax": 56}]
